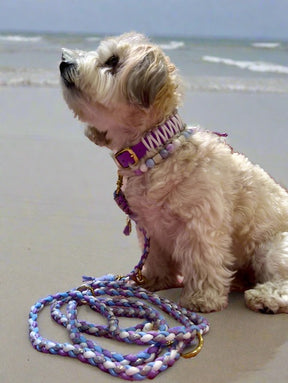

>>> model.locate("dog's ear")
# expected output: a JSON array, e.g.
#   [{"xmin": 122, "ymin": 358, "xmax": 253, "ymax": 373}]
[{"xmin": 126, "ymin": 49, "xmax": 168, "ymax": 108}]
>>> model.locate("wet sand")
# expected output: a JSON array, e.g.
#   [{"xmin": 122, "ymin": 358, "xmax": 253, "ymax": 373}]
[{"xmin": 1, "ymin": 87, "xmax": 288, "ymax": 382}]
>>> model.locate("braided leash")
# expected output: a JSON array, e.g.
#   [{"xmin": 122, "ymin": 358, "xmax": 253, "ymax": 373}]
[
  {"xmin": 29, "ymin": 276, "xmax": 209, "ymax": 380},
  {"xmin": 28, "ymin": 177, "xmax": 209, "ymax": 380}
]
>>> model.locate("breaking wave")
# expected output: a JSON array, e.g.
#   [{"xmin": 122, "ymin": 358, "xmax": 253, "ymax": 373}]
[
  {"xmin": 202, "ymin": 56, "xmax": 288, "ymax": 75},
  {"xmin": 251, "ymin": 42, "xmax": 281, "ymax": 49},
  {"xmin": 0, "ymin": 78, "xmax": 58, "ymax": 87},
  {"xmin": 185, "ymin": 76, "xmax": 288, "ymax": 94},
  {"xmin": 159, "ymin": 41, "xmax": 185, "ymax": 50},
  {"xmin": 0, "ymin": 34, "xmax": 42, "ymax": 43},
  {"xmin": 85, "ymin": 36, "xmax": 101, "ymax": 42}
]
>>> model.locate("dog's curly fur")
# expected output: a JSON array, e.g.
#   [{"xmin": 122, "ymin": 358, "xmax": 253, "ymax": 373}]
[{"xmin": 60, "ymin": 32, "xmax": 288, "ymax": 313}]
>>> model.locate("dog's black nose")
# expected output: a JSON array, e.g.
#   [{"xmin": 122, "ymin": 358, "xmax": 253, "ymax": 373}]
[
  {"xmin": 59, "ymin": 60, "xmax": 77, "ymax": 88},
  {"xmin": 59, "ymin": 60, "xmax": 74, "ymax": 75}
]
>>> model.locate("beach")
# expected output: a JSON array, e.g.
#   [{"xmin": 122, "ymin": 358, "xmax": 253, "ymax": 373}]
[{"xmin": 1, "ymin": 85, "xmax": 288, "ymax": 383}]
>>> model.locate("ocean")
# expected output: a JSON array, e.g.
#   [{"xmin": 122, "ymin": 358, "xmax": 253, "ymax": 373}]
[{"xmin": 1, "ymin": 31, "xmax": 288, "ymax": 93}]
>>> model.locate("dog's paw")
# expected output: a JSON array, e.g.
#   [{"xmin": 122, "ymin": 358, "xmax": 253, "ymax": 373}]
[
  {"xmin": 179, "ymin": 290, "xmax": 228, "ymax": 313},
  {"xmin": 245, "ymin": 281, "xmax": 288, "ymax": 314},
  {"xmin": 141, "ymin": 274, "xmax": 184, "ymax": 291}
]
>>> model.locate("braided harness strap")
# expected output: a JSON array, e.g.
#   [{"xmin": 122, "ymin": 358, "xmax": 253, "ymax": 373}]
[{"xmin": 28, "ymin": 178, "xmax": 209, "ymax": 380}]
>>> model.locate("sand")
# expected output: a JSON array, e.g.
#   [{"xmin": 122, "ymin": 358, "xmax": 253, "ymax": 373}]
[{"xmin": 1, "ymin": 87, "xmax": 288, "ymax": 383}]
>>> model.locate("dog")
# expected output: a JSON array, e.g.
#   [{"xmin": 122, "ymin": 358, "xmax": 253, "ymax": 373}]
[{"xmin": 60, "ymin": 32, "xmax": 288, "ymax": 313}]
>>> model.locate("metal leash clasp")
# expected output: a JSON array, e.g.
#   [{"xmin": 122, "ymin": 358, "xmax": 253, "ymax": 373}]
[
  {"xmin": 131, "ymin": 269, "xmax": 147, "ymax": 285},
  {"xmin": 77, "ymin": 284, "xmax": 96, "ymax": 304}
]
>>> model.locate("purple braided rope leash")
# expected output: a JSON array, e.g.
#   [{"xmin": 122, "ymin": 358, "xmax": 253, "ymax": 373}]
[{"xmin": 28, "ymin": 177, "xmax": 209, "ymax": 380}]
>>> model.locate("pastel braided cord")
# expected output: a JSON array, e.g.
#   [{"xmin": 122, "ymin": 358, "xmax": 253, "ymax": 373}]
[{"xmin": 29, "ymin": 273, "xmax": 209, "ymax": 380}]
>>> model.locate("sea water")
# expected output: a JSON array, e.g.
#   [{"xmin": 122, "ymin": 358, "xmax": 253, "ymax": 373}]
[{"xmin": 0, "ymin": 32, "xmax": 288, "ymax": 93}]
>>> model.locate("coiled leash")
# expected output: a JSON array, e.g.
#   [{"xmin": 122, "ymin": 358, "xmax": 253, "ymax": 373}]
[{"xmin": 28, "ymin": 176, "xmax": 209, "ymax": 380}]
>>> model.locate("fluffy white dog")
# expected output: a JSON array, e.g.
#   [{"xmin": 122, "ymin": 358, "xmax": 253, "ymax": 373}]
[{"xmin": 60, "ymin": 32, "xmax": 288, "ymax": 313}]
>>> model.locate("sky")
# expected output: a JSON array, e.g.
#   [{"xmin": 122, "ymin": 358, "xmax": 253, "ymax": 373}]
[{"xmin": 0, "ymin": 0, "xmax": 288, "ymax": 40}]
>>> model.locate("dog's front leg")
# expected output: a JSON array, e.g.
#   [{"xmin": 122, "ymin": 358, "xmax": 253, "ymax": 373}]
[
  {"xmin": 136, "ymin": 229, "xmax": 183, "ymax": 291},
  {"xmin": 177, "ymin": 232, "xmax": 234, "ymax": 312}
]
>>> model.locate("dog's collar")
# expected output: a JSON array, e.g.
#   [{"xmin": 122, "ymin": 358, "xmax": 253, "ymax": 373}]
[{"xmin": 113, "ymin": 113, "xmax": 188, "ymax": 172}]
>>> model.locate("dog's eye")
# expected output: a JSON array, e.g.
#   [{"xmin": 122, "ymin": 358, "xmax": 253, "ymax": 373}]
[{"xmin": 104, "ymin": 55, "xmax": 119, "ymax": 67}]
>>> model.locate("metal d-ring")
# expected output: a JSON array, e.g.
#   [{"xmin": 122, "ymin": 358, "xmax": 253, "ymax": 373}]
[{"xmin": 181, "ymin": 332, "xmax": 204, "ymax": 358}]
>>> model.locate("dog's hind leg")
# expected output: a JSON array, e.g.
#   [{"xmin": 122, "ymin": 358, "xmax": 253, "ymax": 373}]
[{"xmin": 245, "ymin": 232, "xmax": 288, "ymax": 313}]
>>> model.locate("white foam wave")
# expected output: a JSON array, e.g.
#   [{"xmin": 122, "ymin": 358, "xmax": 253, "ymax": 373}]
[
  {"xmin": 185, "ymin": 76, "xmax": 288, "ymax": 94},
  {"xmin": 86, "ymin": 36, "xmax": 101, "ymax": 42},
  {"xmin": 159, "ymin": 41, "xmax": 185, "ymax": 50},
  {"xmin": 202, "ymin": 56, "xmax": 288, "ymax": 75},
  {"xmin": 252, "ymin": 42, "xmax": 280, "ymax": 49},
  {"xmin": 0, "ymin": 34, "xmax": 42, "ymax": 43},
  {"xmin": 0, "ymin": 78, "xmax": 58, "ymax": 87}
]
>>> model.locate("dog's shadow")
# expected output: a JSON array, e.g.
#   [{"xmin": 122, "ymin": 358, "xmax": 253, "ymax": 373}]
[{"xmin": 158, "ymin": 289, "xmax": 288, "ymax": 382}]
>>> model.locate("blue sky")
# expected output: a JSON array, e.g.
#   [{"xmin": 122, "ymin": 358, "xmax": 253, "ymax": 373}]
[{"xmin": 0, "ymin": 0, "xmax": 288, "ymax": 40}]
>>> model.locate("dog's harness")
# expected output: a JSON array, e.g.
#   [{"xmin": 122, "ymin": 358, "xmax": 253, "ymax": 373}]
[{"xmin": 28, "ymin": 114, "xmax": 210, "ymax": 381}]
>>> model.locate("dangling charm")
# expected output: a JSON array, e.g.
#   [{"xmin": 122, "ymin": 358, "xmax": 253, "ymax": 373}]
[
  {"xmin": 123, "ymin": 217, "xmax": 132, "ymax": 236},
  {"xmin": 114, "ymin": 174, "xmax": 134, "ymax": 236}
]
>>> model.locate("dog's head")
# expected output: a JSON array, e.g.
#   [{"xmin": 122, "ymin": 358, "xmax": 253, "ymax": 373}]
[{"xmin": 60, "ymin": 32, "xmax": 182, "ymax": 150}]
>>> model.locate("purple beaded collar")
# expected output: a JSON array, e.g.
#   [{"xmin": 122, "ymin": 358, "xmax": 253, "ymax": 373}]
[{"xmin": 113, "ymin": 113, "xmax": 187, "ymax": 170}]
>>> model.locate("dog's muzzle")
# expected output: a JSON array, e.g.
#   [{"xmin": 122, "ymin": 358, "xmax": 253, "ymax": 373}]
[{"xmin": 60, "ymin": 48, "xmax": 78, "ymax": 88}]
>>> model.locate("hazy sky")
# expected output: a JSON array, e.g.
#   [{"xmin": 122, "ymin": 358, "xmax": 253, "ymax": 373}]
[{"xmin": 0, "ymin": 0, "xmax": 288, "ymax": 39}]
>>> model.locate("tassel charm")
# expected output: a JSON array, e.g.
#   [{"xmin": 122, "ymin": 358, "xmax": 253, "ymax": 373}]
[{"xmin": 123, "ymin": 217, "xmax": 132, "ymax": 236}]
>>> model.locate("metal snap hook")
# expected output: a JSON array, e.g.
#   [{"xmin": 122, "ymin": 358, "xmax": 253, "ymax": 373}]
[{"xmin": 76, "ymin": 284, "xmax": 95, "ymax": 304}]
